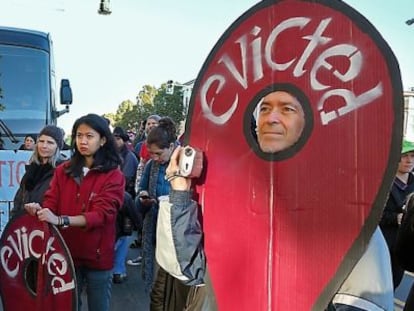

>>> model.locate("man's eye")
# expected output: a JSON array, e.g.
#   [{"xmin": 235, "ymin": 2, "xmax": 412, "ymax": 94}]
[
  {"xmin": 283, "ymin": 105, "xmax": 297, "ymax": 113},
  {"xmin": 259, "ymin": 106, "xmax": 270, "ymax": 113}
]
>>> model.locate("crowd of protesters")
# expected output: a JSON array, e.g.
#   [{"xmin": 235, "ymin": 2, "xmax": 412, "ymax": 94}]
[{"xmin": 6, "ymin": 109, "xmax": 414, "ymax": 311}]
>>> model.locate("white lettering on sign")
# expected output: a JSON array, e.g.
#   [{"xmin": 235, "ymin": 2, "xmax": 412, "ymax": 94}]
[
  {"xmin": 48, "ymin": 253, "xmax": 75, "ymax": 294},
  {"xmin": 200, "ymin": 75, "xmax": 239, "ymax": 125},
  {"xmin": 200, "ymin": 16, "xmax": 383, "ymax": 126},
  {"xmin": 0, "ymin": 225, "xmax": 75, "ymax": 295}
]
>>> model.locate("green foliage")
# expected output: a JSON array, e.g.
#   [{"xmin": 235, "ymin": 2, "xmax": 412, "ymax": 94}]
[
  {"xmin": 153, "ymin": 83, "xmax": 186, "ymax": 125},
  {"xmin": 111, "ymin": 81, "xmax": 188, "ymax": 132},
  {"xmin": 139, "ymin": 85, "xmax": 157, "ymax": 105},
  {"xmin": 103, "ymin": 113, "xmax": 116, "ymax": 126},
  {"xmin": 112, "ymin": 99, "xmax": 138, "ymax": 130}
]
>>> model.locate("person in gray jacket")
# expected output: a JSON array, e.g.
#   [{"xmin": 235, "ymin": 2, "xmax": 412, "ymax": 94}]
[{"xmin": 152, "ymin": 146, "xmax": 217, "ymax": 311}]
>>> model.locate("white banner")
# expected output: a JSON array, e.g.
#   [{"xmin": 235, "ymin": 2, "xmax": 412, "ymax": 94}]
[
  {"xmin": 0, "ymin": 150, "xmax": 31, "ymax": 230},
  {"xmin": 0, "ymin": 150, "xmax": 32, "ymax": 201}
]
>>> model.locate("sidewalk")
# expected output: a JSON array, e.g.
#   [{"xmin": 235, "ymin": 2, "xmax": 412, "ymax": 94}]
[{"xmin": 81, "ymin": 243, "xmax": 150, "ymax": 311}]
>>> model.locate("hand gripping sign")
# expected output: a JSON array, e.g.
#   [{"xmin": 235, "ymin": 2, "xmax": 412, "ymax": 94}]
[
  {"xmin": 183, "ymin": 0, "xmax": 403, "ymax": 310},
  {"xmin": 0, "ymin": 213, "xmax": 77, "ymax": 311}
]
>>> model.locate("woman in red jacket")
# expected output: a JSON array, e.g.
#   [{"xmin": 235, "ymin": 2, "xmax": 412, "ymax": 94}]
[{"xmin": 25, "ymin": 113, "xmax": 125, "ymax": 311}]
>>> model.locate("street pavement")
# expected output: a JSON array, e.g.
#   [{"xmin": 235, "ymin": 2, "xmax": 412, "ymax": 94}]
[
  {"xmin": 106, "ymin": 260, "xmax": 413, "ymax": 311},
  {"xmin": 107, "ymin": 265, "xmax": 413, "ymax": 311},
  {"xmin": 1, "ymin": 241, "xmax": 411, "ymax": 310},
  {"xmin": 81, "ymin": 243, "xmax": 149, "ymax": 311}
]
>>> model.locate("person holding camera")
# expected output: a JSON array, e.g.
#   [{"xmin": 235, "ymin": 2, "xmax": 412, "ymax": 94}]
[{"xmin": 150, "ymin": 146, "xmax": 217, "ymax": 311}]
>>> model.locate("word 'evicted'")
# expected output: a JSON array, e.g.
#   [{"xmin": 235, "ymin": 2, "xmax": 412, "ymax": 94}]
[
  {"xmin": 200, "ymin": 16, "xmax": 383, "ymax": 125},
  {"xmin": 0, "ymin": 226, "xmax": 75, "ymax": 294}
]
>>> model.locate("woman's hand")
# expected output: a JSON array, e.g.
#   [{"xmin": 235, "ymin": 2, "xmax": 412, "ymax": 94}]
[
  {"xmin": 36, "ymin": 208, "xmax": 59, "ymax": 225},
  {"xmin": 166, "ymin": 146, "xmax": 191, "ymax": 191},
  {"xmin": 138, "ymin": 190, "xmax": 157, "ymax": 205},
  {"xmin": 24, "ymin": 202, "xmax": 59, "ymax": 225},
  {"xmin": 24, "ymin": 202, "xmax": 41, "ymax": 216}
]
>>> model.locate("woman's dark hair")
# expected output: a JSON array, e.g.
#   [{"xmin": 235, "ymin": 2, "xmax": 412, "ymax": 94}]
[
  {"xmin": 146, "ymin": 117, "xmax": 176, "ymax": 149},
  {"xmin": 66, "ymin": 113, "xmax": 121, "ymax": 176},
  {"xmin": 25, "ymin": 134, "xmax": 37, "ymax": 142}
]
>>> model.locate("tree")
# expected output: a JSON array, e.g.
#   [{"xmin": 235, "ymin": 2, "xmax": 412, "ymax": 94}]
[
  {"xmin": 138, "ymin": 85, "xmax": 157, "ymax": 106},
  {"xmin": 134, "ymin": 85, "xmax": 158, "ymax": 131},
  {"xmin": 113, "ymin": 99, "xmax": 137, "ymax": 130},
  {"xmin": 153, "ymin": 82, "xmax": 186, "ymax": 125},
  {"xmin": 110, "ymin": 81, "xmax": 188, "ymax": 133}
]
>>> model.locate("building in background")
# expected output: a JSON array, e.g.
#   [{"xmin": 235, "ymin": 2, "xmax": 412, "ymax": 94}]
[{"xmin": 404, "ymin": 89, "xmax": 414, "ymax": 141}]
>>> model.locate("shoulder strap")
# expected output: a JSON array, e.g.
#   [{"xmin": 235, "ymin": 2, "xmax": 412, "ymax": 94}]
[{"xmin": 148, "ymin": 161, "xmax": 160, "ymax": 198}]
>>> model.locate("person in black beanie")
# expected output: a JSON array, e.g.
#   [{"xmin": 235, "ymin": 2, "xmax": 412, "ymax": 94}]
[
  {"xmin": 39, "ymin": 125, "xmax": 64, "ymax": 150},
  {"xmin": 112, "ymin": 126, "xmax": 139, "ymax": 283},
  {"xmin": 11, "ymin": 125, "xmax": 65, "ymax": 217},
  {"xmin": 113, "ymin": 126, "xmax": 138, "ymax": 197}
]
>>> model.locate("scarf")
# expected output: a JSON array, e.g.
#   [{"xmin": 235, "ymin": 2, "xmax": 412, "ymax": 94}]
[{"xmin": 23, "ymin": 163, "xmax": 54, "ymax": 191}]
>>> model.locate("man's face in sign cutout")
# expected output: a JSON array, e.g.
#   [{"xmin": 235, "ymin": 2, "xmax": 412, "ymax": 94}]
[{"xmin": 256, "ymin": 91, "xmax": 305, "ymax": 153}]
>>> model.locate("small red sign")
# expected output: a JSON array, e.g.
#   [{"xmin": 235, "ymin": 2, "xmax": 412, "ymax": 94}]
[
  {"xmin": 0, "ymin": 214, "xmax": 77, "ymax": 311},
  {"xmin": 184, "ymin": 0, "xmax": 402, "ymax": 310}
]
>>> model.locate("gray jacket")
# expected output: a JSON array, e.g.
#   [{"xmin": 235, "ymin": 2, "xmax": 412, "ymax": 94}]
[{"xmin": 156, "ymin": 190, "xmax": 205, "ymax": 285}]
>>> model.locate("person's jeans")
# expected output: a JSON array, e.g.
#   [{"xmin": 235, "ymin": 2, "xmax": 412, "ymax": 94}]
[
  {"xmin": 113, "ymin": 235, "xmax": 132, "ymax": 275},
  {"xmin": 76, "ymin": 267, "xmax": 113, "ymax": 311}
]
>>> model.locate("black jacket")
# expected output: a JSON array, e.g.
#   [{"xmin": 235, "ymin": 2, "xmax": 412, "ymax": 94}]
[
  {"xmin": 116, "ymin": 191, "xmax": 140, "ymax": 239},
  {"xmin": 11, "ymin": 162, "xmax": 57, "ymax": 218},
  {"xmin": 380, "ymin": 173, "xmax": 414, "ymax": 250}
]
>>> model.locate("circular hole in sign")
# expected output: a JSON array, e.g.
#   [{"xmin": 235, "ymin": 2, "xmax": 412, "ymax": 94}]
[
  {"xmin": 24, "ymin": 258, "xmax": 39, "ymax": 296},
  {"xmin": 244, "ymin": 83, "xmax": 314, "ymax": 161}
]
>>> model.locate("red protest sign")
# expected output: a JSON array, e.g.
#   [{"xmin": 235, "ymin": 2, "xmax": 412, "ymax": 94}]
[
  {"xmin": 0, "ymin": 214, "xmax": 77, "ymax": 311},
  {"xmin": 184, "ymin": 0, "xmax": 402, "ymax": 309}
]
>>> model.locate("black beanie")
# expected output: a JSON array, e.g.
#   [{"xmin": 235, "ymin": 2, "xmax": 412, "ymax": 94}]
[{"xmin": 39, "ymin": 125, "xmax": 64, "ymax": 149}]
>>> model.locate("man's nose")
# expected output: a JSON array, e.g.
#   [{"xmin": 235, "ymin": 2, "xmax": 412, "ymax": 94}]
[{"xmin": 267, "ymin": 110, "xmax": 281, "ymax": 123}]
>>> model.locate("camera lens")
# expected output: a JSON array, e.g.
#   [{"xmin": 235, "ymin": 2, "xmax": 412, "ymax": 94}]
[{"xmin": 185, "ymin": 147, "xmax": 193, "ymax": 156}]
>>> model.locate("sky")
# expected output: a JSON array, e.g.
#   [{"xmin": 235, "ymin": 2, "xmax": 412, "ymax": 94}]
[{"xmin": 0, "ymin": 0, "xmax": 413, "ymax": 133}]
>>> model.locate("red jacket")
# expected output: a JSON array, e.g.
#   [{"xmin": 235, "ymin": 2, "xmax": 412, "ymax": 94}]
[{"xmin": 42, "ymin": 163, "xmax": 125, "ymax": 270}]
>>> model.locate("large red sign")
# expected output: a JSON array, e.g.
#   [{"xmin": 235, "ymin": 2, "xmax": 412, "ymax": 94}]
[
  {"xmin": 184, "ymin": 0, "xmax": 402, "ymax": 310},
  {"xmin": 0, "ymin": 214, "xmax": 77, "ymax": 311}
]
